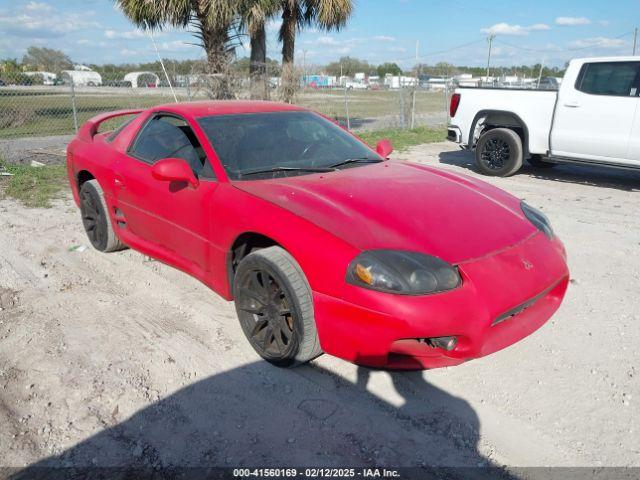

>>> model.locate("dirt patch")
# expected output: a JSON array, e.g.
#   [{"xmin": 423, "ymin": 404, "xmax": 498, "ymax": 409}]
[
  {"xmin": 0, "ymin": 287, "xmax": 19, "ymax": 311},
  {"xmin": 0, "ymin": 145, "xmax": 638, "ymax": 470}
]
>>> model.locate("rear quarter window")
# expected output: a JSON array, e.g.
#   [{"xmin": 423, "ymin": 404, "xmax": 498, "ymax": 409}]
[{"xmin": 575, "ymin": 62, "xmax": 640, "ymax": 97}]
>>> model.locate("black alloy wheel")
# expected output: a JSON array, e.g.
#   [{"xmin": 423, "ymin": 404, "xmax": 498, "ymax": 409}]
[
  {"xmin": 236, "ymin": 268, "xmax": 297, "ymax": 360},
  {"xmin": 80, "ymin": 186, "xmax": 107, "ymax": 250},
  {"xmin": 480, "ymin": 137, "xmax": 511, "ymax": 171}
]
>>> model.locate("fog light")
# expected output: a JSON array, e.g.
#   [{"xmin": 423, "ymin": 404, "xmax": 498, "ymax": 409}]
[{"xmin": 426, "ymin": 336, "xmax": 457, "ymax": 351}]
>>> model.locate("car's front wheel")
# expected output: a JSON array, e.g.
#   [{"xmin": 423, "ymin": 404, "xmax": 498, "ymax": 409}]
[
  {"xmin": 475, "ymin": 128, "xmax": 523, "ymax": 177},
  {"xmin": 233, "ymin": 246, "xmax": 322, "ymax": 367}
]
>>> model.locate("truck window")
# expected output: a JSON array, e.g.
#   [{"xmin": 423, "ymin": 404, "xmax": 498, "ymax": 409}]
[{"xmin": 576, "ymin": 62, "xmax": 640, "ymax": 97}]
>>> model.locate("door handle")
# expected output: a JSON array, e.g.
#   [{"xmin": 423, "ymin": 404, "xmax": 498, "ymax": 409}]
[{"xmin": 564, "ymin": 101, "xmax": 581, "ymax": 108}]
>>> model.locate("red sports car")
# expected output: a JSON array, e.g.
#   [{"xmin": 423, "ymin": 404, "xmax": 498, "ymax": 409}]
[{"xmin": 66, "ymin": 101, "xmax": 569, "ymax": 369}]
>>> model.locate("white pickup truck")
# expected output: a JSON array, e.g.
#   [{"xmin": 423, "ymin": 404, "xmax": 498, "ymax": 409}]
[{"xmin": 447, "ymin": 56, "xmax": 640, "ymax": 176}]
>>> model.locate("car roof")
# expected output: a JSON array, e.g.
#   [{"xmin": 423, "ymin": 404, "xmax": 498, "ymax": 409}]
[{"xmin": 151, "ymin": 100, "xmax": 308, "ymax": 118}]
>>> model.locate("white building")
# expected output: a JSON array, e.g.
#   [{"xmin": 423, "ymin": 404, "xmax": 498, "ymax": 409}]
[
  {"xmin": 61, "ymin": 65, "xmax": 102, "ymax": 86},
  {"xmin": 24, "ymin": 71, "xmax": 57, "ymax": 85},
  {"xmin": 385, "ymin": 75, "xmax": 418, "ymax": 89},
  {"xmin": 123, "ymin": 71, "xmax": 160, "ymax": 88}
]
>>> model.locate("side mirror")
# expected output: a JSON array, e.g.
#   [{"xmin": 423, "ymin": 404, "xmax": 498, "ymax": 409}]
[
  {"xmin": 151, "ymin": 158, "xmax": 199, "ymax": 189},
  {"xmin": 376, "ymin": 138, "xmax": 393, "ymax": 158}
]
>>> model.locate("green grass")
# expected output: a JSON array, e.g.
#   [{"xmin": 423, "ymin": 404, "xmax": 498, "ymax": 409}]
[
  {"xmin": 0, "ymin": 161, "xmax": 68, "ymax": 207},
  {"xmin": 358, "ymin": 125, "xmax": 447, "ymax": 151}
]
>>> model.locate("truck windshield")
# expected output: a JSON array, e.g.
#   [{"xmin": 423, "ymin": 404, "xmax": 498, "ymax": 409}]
[{"xmin": 197, "ymin": 111, "xmax": 382, "ymax": 180}]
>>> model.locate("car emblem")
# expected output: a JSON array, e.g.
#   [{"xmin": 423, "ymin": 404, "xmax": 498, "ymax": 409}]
[{"xmin": 522, "ymin": 258, "xmax": 534, "ymax": 270}]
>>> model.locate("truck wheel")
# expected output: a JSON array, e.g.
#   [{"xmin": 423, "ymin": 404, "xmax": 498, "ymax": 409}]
[
  {"xmin": 475, "ymin": 128, "xmax": 523, "ymax": 177},
  {"xmin": 233, "ymin": 246, "xmax": 323, "ymax": 368},
  {"xmin": 527, "ymin": 154, "xmax": 556, "ymax": 169}
]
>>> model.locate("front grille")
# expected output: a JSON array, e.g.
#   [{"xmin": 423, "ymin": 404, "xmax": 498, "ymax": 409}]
[{"xmin": 491, "ymin": 281, "xmax": 558, "ymax": 327}]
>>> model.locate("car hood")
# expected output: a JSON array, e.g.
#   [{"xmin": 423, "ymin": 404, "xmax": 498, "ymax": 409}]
[{"xmin": 234, "ymin": 161, "xmax": 537, "ymax": 264}]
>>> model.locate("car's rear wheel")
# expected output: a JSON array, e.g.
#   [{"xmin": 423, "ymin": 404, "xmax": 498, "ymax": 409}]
[
  {"xmin": 527, "ymin": 154, "xmax": 556, "ymax": 169},
  {"xmin": 233, "ymin": 246, "xmax": 322, "ymax": 367},
  {"xmin": 79, "ymin": 180, "xmax": 126, "ymax": 253},
  {"xmin": 475, "ymin": 128, "xmax": 523, "ymax": 177}
]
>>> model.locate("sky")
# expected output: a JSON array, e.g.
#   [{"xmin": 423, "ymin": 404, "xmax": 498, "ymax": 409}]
[{"xmin": 0, "ymin": 0, "xmax": 637, "ymax": 68}]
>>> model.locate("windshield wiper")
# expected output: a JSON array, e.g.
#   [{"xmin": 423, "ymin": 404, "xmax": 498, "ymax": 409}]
[
  {"xmin": 329, "ymin": 157, "xmax": 382, "ymax": 169},
  {"xmin": 241, "ymin": 166, "xmax": 337, "ymax": 177}
]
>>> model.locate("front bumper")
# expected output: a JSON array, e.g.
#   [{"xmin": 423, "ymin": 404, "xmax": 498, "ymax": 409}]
[
  {"xmin": 312, "ymin": 233, "xmax": 569, "ymax": 370},
  {"xmin": 447, "ymin": 125, "xmax": 462, "ymax": 144}
]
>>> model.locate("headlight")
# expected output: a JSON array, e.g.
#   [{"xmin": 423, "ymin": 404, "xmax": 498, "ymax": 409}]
[
  {"xmin": 521, "ymin": 202, "xmax": 554, "ymax": 239},
  {"xmin": 346, "ymin": 250, "xmax": 461, "ymax": 295}
]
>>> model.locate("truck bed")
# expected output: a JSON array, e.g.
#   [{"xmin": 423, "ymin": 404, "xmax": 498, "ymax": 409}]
[{"xmin": 450, "ymin": 88, "xmax": 557, "ymax": 154}]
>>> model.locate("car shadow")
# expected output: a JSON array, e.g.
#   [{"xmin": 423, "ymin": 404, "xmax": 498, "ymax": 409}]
[
  {"xmin": 438, "ymin": 150, "xmax": 640, "ymax": 192},
  {"xmin": 13, "ymin": 361, "xmax": 517, "ymax": 479}
]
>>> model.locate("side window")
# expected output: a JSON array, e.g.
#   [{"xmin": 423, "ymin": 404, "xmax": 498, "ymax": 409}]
[
  {"xmin": 576, "ymin": 62, "xmax": 640, "ymax": 97},
  {"xmin": 130, "ymin": 115, "xmax": 215, "ymax": 179}
]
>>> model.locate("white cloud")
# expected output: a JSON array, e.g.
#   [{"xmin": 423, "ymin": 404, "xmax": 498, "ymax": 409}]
[
  {"xmin": 160, "ymin": 40, "xmax": 198, "ymax": 52},
  {"xmin": 598, "ymin": 20, "xmax": 610, "ymax": 27},
  {"xmin": 0, "ymin": 4, "xmax": 99, "ymax": 38},
  {"xmin": 373, "ymin": 35, "xmax": 395, "ymax": 42},
  {"xmin": 528, "ymin": 23, "xmax": 551, "ymax": 31},
  {"xmin": 481, "ymin": 22, "xmax": 550, "ymax": 36},
  {"xmin": 555, "ymin": 16, "xmax": 591, "ymax": 26},
  {"xmin": 387, "ymin": 46, "xmax": 406, "ymax": 53},
  {"xmin": 25, "ymin": 1, "xmax": 53, "ymax": 12},
  {"xmin": 569, "ymin": 36, "xmax": 629, "ymax": 49},
  {"xmin": 119, "ymin": 48, "xmax": 140, "ymax": 56},
  {"xmin": 105, "ymin": 29, "xmax": 147, "ymax": 40},
  {"xmin": 317, "ymin": 36, "xmax": 339, "ymax": 46}
]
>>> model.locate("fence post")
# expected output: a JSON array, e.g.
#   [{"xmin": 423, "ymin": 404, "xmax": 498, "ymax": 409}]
[
  {"xmin": 343, "ymin": 84, "xmax": 351, "ymax": 130},
  {"xmin": 399, "ymin": 86, "xmax": 406, "ymax": 129},
  {"xmin": 444, "ymin": 79, "xmax": 449, "ymax": 124},
  {"xmin": 70, "ymin": 80, "xmax": 78, "ymax": 133}
]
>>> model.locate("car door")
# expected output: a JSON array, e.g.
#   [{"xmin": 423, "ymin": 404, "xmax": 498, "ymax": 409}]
[
  {"xmin": 625, "ymin": 90, "xmax": 640, "ymax": 164},
  {"xmin": 114, "ymin": 113, "xmax": 218, "ymax": 275},
  {"xmin": 551, "ymin": 61, "xmax": 640, "ymax": 163}
]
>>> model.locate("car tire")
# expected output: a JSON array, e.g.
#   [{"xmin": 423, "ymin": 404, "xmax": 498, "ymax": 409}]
[
  {"xmin": 475, "ymin": 128, "xmax": 523, "ymax": 177},
  {"xmin": 527, "ymin": 154, "xmax": 556, "ymax": 169},
  {"xmin": 233, "ymin": 246, "xmax": 322, "ymax": 367},
  {"xmin": 79, "ymin": 180, "xmax": 127, "ymax": 253}
]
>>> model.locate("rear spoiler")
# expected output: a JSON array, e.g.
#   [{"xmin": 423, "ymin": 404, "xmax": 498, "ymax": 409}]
[{"xmin": 77, "ymin": 109, "xmax": 143, "ymax": 142}]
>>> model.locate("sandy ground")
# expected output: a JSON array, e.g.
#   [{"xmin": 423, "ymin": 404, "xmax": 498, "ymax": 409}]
[{"xmin": 1, "ymin": 143, "xmax": 639, "ymax": 474}]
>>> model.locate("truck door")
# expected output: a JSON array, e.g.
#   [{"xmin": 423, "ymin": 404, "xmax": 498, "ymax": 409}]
[{"xmin": 551, "ymin": 61, "xmax": 640, "ymax": 163}]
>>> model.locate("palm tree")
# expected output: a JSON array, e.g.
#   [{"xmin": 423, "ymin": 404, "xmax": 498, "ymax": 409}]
[
  {"xmin": 240, "ymin": 0, "xmax": 280, "ymax": 100},
  {"xmin": 279, "ymin": 0, "xmax": 354, "ymax": 102},
  {"xmin": 115, "ymin": 0, "xmax": 241, "ymax": 98}
]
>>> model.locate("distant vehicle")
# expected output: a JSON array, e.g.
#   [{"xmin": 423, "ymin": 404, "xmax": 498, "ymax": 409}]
[
  {"xmin": 537, "ymin": 76, "xmax": 559, "ymax": 90},
  {"xmin": 104, "ymin": 80, "xmax": 132, "ymax": 88},
  {"xmin": 66, "ymin": 101, "xmax": 568, "ymax": 369},
  {"xmin": 345, "ymin": 81, "xmax": 369, "ymax": 90},
  {"xmin": 448, "ymin": 56, "xmax": 640, "ymax": 176}
]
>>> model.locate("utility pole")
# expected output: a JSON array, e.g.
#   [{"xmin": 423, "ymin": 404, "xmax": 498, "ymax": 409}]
[
  {"xmin": 486, "ymin": 34, "xmax": 495, "ymax": 84},
  {"xmin": 537, "ymin": 56, "xmax": 546, "ymax": 89},
  {"xmin": 633, "ymin": 27, "xmax": 638, "ymax": 55}
]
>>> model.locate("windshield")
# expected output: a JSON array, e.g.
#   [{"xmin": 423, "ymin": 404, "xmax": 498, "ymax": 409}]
[{"xmin": 197, "ymin": 111, "xmax": 382, "ymax": 180}]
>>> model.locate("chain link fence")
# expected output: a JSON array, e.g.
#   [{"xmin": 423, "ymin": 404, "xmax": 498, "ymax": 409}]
[{"xmin": 0, "ymin": 66, "xmax": 453, "ymax": 164}]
